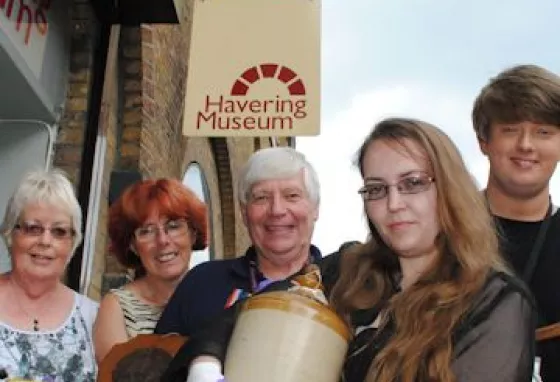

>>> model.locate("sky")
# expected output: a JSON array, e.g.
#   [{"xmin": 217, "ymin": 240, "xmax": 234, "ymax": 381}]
[{"xmin": 296, "ymin": 0, "xmax": 560, "ymax": 255}]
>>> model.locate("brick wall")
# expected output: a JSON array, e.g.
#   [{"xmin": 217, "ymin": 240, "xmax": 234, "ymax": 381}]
[
  {"xmin": 53, "ymin": 0, "xmax": 97, "ymax": 185},
  {"xmin": 138, "ymin": 23, "xmax": 187, "ymax": 178},
  {"xmin": 118, "ymin": 26, "xmax": 142, "ymax": 171},
  {"xmin": 115, "ymin": 20, "xmax": 189, "ymax": 178}
]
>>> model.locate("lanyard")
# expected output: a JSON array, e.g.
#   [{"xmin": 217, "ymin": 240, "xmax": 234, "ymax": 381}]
[
  {"xmin": 248, "ymin": 258, "xmax": 273, "ymax": 293},
  {"xmin": 248, "ymin": 253, "xmax": 314, "ymax": 293},
  {"xmin": 522, "ymin": 198, "xmax": 552, "ymax": 283}
]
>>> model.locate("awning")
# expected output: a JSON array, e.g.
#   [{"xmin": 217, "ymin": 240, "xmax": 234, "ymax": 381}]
[{"xmin": 88, "ymin": 0, "xmax": 185, "ymax": 25}]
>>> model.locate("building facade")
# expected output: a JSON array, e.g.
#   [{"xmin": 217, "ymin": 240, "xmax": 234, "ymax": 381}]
[{"xmin": 0, "ymin": 0, "xmax": 291, "ymax": 300}]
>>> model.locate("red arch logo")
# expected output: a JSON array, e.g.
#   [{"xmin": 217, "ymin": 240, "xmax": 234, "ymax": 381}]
[{"xmin": 230, "ymin": 63, "xmax": 306, "ymax": 96}]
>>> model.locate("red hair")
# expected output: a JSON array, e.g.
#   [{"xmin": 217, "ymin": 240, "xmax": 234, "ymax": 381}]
[{"xmin": 108, "ymin": 178, "xmax": 208, "ymax": 275}]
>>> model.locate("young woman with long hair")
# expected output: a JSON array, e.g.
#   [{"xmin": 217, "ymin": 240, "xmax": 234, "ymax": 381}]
[{"xmin": 330, "ymin": 117, "xmax": 535, "ymax": 382}]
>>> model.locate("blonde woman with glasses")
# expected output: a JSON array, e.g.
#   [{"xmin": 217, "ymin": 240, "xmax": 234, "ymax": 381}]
[
  {"xmin": 93, "ymin": 178, "xmax": 208, "ymax": 363},
  {"xmin": 331, "ymin": 117, "xmax": 536, "ymax": 382},
  {"xmin": 0, "ymin": 169, "xmax": 98, "ymax": 382}
]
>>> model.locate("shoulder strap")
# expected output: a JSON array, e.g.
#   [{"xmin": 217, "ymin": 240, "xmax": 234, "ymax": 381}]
[
  {"xmin": 453, "ymin": 272, "xmax": 535, "ymax": 346},
  {"xmin": 522, "ymin": 199, "xmax": 552, "ymax": 283}
]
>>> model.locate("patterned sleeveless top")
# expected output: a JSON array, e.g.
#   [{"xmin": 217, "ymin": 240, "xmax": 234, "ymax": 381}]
[
  {"xmin": 0, "ymin": 292, "xmax": 98, "ymax": 382},
  {"xmin": 111, "ymin": 288, "xmax": 164, "ymax": 338}
]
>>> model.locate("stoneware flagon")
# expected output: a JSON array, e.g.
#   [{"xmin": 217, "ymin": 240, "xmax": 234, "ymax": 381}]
[{"xmin": 224, "ymin": 291, "xmax": 351, "ymax": 382}]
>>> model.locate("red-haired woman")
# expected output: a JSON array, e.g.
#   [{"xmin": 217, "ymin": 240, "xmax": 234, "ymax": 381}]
[{"xmin": 93, "ymin": 178, "xmax": 208, "ymax": 363}]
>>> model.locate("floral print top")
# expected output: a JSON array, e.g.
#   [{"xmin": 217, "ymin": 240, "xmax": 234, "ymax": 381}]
[{"xmin": 0, "ymin": 293, "xmax": 98, "ymax": 382}]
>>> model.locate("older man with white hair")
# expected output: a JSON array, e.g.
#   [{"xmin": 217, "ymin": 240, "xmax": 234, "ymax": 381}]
[{"xmin": 155, "ymin": 146, "xmax": 322, "ymax": 336}]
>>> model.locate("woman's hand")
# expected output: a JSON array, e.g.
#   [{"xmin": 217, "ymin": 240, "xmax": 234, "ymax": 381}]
[{"xmin": 186, "ymin": 356, "xmax": 226, "ymax": 382}]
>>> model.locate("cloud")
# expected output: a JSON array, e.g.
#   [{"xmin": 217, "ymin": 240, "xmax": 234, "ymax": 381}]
[{"xmin": 320, "ymin": 0, "xmax": 560, "ymax": 121}]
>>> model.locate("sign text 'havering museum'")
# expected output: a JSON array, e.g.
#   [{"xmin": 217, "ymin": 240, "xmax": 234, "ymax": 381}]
[{"xmin": 183, "ymin": 0, "xmax": 320, "ymax": 137}]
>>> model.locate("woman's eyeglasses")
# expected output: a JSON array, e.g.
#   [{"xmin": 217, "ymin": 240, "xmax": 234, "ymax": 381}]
[
  {"xmin": 134, "ymin": 218, "xmax": 190, "ymax": 243},
  {"xmin": 358, "ymin": 173, "xmax": 435, "ymax": 201},
  {"xmin": 15, "ymin": 222, "xmax": 75, "ymax": 240}
]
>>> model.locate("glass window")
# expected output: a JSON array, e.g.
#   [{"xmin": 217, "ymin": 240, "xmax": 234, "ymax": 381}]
[{"xmin": 183, "ymin": 162, "xmax": 214, "ymax": 267}]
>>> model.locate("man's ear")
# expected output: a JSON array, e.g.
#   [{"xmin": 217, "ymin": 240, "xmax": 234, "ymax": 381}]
[
  {"xmin": 312, "ymin": 204, "xmax": 319, "ymax": 222},
  {"xmin": 240, "ymin": 204, "xmax": 249, "ymax": 227}
]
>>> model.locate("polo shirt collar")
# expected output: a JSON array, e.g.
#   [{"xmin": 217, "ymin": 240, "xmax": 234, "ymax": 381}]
[{"xmin": 229, "ymin": 244, "xmax": 323, "ymax": 279}]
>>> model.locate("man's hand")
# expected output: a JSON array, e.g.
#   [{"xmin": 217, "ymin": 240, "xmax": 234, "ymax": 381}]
[{"xmin": 186, "ymin": 356, "xmax": 226, "ymax": 382}]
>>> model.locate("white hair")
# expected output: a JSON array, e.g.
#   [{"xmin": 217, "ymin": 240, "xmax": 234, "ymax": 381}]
[
  {"xmin": 0, "ymin": 168, "xmax": 83, "ymax": 254},
  {"xmin": 238, "ymin": 147, "xmax": 320, "ymax": 206}
]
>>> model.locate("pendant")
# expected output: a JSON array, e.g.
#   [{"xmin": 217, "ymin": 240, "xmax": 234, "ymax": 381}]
[{"xmin": 33, "ymin": 319, "xmax": 39, "ymax": 332}]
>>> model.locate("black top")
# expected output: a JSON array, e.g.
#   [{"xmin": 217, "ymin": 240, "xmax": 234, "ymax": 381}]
[
  {"xmin": 161, "ymin": 252, "xmax": 536, "ymax": 382},
  {"xmin": 345, "ymin": 272, "xmax": 535, "ymax": 382},
  {"xmin": 495, "ymin": 209, "xmax": 560, "ymax": 381}
]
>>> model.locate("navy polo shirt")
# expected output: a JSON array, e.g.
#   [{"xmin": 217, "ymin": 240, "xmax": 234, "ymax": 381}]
[{"xmin": 154, "ymin": 245, "xmax": 323, "ymax": 337}]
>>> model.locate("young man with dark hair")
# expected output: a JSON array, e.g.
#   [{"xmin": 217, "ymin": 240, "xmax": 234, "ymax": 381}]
[{"xmin": 473, "ymin": 64, "xmax": 560, "ymax": 381}]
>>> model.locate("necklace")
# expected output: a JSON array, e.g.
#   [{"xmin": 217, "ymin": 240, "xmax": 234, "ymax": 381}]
[
  {"xmin": 15, "ymin": 299, "xmax": 41, "ymax": 332},
  {"xmin": 9, "ymin": 278, "xmax": 53, "ymax": 332}
]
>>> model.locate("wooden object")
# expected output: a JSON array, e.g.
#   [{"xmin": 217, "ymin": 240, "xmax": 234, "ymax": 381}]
[
  {"xmin": 97, "ymin": 334, "xmax": 187, "ymax": 382},
  {"xmin": 536, "ymin": 322, "xmax": 560, "ymax": 342}
]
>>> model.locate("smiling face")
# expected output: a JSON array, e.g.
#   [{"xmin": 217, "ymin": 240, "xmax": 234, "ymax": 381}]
[
  {"xmin": 242, "ymin": 169, "xmax": 318, "ymax": 269},
  {"xmin": 480, "ymin": 121, "xmax": 560, "ymax": 199},
  {"xmin": 10, "ymin": 202, "xmax": 74, "ymax": 281},
  {"xmin": 361, "ymin": 139, "xmax": 440, "ymax": 259},
  {"xmin": 131, "ymin": 210, "xmax": 195, "ymax": 282}
]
